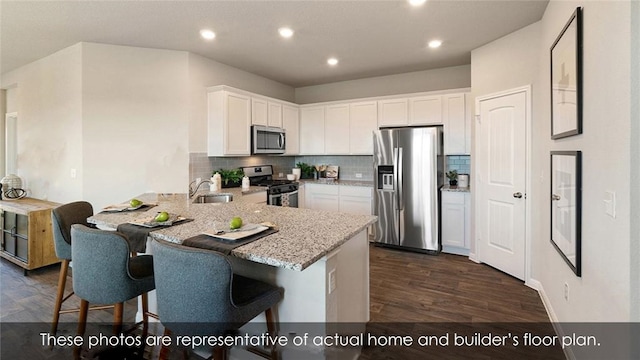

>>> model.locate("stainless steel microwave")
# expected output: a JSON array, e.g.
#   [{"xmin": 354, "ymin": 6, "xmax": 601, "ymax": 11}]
[{"xmin": 252, "ymin": 125, "xmax": 286, "ymax": 154}]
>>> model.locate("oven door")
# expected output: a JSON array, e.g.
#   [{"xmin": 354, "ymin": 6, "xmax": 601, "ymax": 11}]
[{"xmin": 269, "ymin": 190, "xmax": 298, "ymax": 208}]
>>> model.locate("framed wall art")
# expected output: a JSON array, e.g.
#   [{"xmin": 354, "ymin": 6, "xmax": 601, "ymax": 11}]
[
  {"xmin": 550, "ymin": 151, "xmax": 582, "ymax": 276},
  {"xmin": 550, "ymin": 7, "xmax": 583, "ymax": 139}
]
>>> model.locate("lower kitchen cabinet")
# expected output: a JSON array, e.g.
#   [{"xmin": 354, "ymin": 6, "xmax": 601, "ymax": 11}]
[
  {"xmin": 0, "ymin": 198, "xmax": 60, "ymax": 274},
  {"xmin": 441, "ymin": 191, "xmax": 470, "ymax": 256},
  {"xmin": 305, "ymin": 184, "xmax": 372, "ymax": 215},
  {"xmin": 241, "ymin": 190, "xmax": 267, "ymax": 204}
]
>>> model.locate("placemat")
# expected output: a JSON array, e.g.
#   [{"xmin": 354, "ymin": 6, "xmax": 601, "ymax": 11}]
[
  {"xmin": 117, "ymin": 218, "xmax": 193, "ymax": 253},
  {"xmin": 99, "ymin": 203, "xmax": 157, "ymax": 214},
  {"xmin": 182, "ymin": 228, "xmax": 279, "ymax": 255}
]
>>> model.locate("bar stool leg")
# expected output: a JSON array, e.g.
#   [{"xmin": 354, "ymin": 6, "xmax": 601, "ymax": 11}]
[
  {"xmin": 113, "ymin": 302, "xmax": 124, "ymax": 334},
  {"xmin": 51, "ymin": 259, "xmax": 70, "ymax": 336},
  {"xmin": 265, "ymin": 307, "xmax": 280, "ymax": 360},
  {"xmin": 141, "ymin": 292, "xmax": 149, "ymax": 338},
  {"xmin": 74, "ymin": 299, "xmax": 89, "ymax": 359}
]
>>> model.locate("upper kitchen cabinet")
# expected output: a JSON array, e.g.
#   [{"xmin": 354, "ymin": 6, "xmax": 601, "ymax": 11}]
[
  {"xmin": 282, "ymin": 104, "xmax": 300, "ymax": 155},
  {"xmin": 443, "ymin": 93, "xmax": 470, "ymax": 155},
  {"xmin": 325, "ymin": 104, "xmax": 350, "ymax": 154},
  {"xmin": 300, "ymin": 106, "xmax": 325, "ymax": 154},
  {"xmin": 268, "ymin": 102, "xmax": 283, "ymax": 128},
  {"xmin": 409, "ymin": 95, "xmax": 442, "ymax": 126},
  {"xmin": 251, "ymin": 97, "xmax": 268, "ymax": 126},
  {"xmin": 377, "ymin": 98, "xmax": 408, "ymax": 127},
  {"xmin": 349, "ymin": 101, "xmax": 377, "ymax": 154},
  {"xmin": 208, "ymin": 88, "xmax": 251, "ymax": 156}
]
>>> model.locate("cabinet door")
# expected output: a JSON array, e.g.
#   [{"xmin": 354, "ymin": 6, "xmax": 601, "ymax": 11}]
[
  {"xmin": 268, "ymin": 102, "xmax": 283, "ymax": 128},
  {"xmin": 282, "ymin": 105, "xmax": 300, "ymax": 155},
  {"xmin": 305, "ymin": 184, "xmax": 340, "ymax": 211},
  {"xmin": 409, "ymin": 95, "xmax": 442, "ymax": 125},
  {"xmin": 443, "ymin": 93, "xmax": 468, "ymax": 155},
  {"xmin": 325, "ymin": 104, "xmax": 350, "ymax": 154},
  {"xmin": 300, "ymin": 107, "xmax": 325, "ymax": 154},
  {"xmin": 251, "ymin": 98, "xmax": 268, "ymax": 126},
  {"xmin": 441, "ymin": 192, "xmax": 467, "ymax": 248},
  {"xmin": 349, "ymin": 101, "xmax": 377, "ymax": 155},
  {"xmin": 377, "ymin": 98, "xmax": 408, "ymax": 127},
  {"xmin": 225, "ymin": 92, "xmax": 252, "ymax": 155}
]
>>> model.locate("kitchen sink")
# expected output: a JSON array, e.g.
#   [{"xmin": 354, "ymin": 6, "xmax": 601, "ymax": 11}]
[{"xmin": 192, "ymin": 194, "xmax": 233, "ymax": 204}]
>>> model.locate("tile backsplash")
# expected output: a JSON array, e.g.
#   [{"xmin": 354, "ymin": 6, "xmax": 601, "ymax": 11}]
[
  {"xmin": 446, "ymin": 155, "xmax": 470, "ymax": 174},
  {"xmin": 189, "ymin": 153, "xmax": 374, "ymax": 182}
]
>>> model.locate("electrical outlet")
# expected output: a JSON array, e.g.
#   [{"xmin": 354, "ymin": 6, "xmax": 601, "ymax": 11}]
[
  {"xmin": 328, "ymin": 269, "xmax": 337, "ymax": 294},
  {"xmin": 279, "ymin": 172, "xmax": 284, "ymax": 178},
  {"xmin": 564, "ymin": 283, "xmax": 569, "ymax": 301},
  {"xmin": 604, "ymin": 191, "xmax": 616, "ymax": 218},
  {"xmin": 70, "ymin": 169, "xmax": 77, "ymax": 178},
  {"xmin": 355, "ymin": 173, "xmax": 363, "ymax": 178}
]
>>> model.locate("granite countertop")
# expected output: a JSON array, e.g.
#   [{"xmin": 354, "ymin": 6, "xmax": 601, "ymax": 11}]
[
  {"xmin": 88, "ymin": 192, "xmax": 377, "ymax": 271},
  {"xmin": 441, "ymin": 185, "xmax": 471, "ymax": 193},
  {"xmin": 298, "ymin": 179, "xmax": 374, "ymax": 188}
]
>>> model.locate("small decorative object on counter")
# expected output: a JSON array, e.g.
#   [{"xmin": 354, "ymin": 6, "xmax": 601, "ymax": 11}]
[
  {"xmin": 325, "ymin": 165, "xmax": 339, "ymax": 179},
  {"xmin": 457, "ymin": 174, "xmax": 469, "ymax": 188},
  {"xmin": 216, "ymin": 168, "xmax": 244, "ymax": 188},
  {"xmin": 292, "ymin": 168, "xmax": 301, "ymax": 181},
  {"xmin": 211, "ymin": 173, "xmax": 221, "ymax": 191},
  {"xmin": 446, "ymin": 170, "xmax": 458, "ymax": 187},
  {"xmin": 242, "ymin": 176, "xmax": 250, "ymax": 190}
]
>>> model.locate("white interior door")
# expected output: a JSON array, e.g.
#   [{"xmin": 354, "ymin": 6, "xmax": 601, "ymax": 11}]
[{"xmin": 476, "ymin": 90, "xmax": 527, "ymax": 280}]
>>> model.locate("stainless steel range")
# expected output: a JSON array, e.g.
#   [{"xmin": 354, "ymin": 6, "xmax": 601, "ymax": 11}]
[{"xmin": 241, "ymin": 165, "xmax": 299, "ymax": 207}]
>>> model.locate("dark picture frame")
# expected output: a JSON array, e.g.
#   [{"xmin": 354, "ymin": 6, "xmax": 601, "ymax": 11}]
[
  {"xmin": 550, "ymin": 151, "xmax": 582, "ymax": 276},
  {"xmin": 550, "ymin": 7, "xmax": 583, "ymax": 139}
]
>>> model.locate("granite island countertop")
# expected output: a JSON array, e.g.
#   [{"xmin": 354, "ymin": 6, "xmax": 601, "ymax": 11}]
[{"xmin": 88, "ymin": 192, "xmax": 377, "ymax": 271}]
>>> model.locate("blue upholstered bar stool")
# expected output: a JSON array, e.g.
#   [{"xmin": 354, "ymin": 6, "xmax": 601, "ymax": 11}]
[
  {"xmin": 151, "ymin": 239, "xmax": 283, "ymax": 360},
  {"xmin": 51, "ymin": 201, "xmax": 115, "ymax": 336},
  {"xmin": 70, "ymin": 224, "xmax": 155, "ymax": 339}
]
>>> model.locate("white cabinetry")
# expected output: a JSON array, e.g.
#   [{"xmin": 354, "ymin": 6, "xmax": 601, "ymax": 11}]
[
  {"xmin": 305, "ymin": 184, "xmax": 372, "ymax": 215},
  {"xmin": 377, "ymin": 98, "xmax": 408, "ymax": 127},
  {"xmin": 299, "ymin": 106, "xmax": 325, "ymax": 154},
  {"xmin": 208, "ymin": 89, "xmax": 251, "ymax": 156},
  {"xmin": 349, "ymin": 101, "xmax": 377, "ymax": 154},
  {"xmin": 282, "ymin": 105, "xmax": 299, "ymax": 155},
  {"xmin": 441, "ymin": 191, "xmax": 470, "ymax": 255},
  {"xmin": 268, "ymin": 102, "xmax": 283, "ymax": 128},
  {"xmin": 443, "ymin": 93, "xmax": 470, "ymax": 155},
  {"xmin": 305, "ymin": 184, "xmax": 339, "ymax": 212},
  {"xmin": 339, "ymin": 186, "xmax": 372, "ymax": 215},
  {"xmin": 251, "ymin": 98, "xmax": 268, "ymax": 126},
  {"xmin": 325, "ymin": 104, "xmax": 350, "ymax": 154},
  {"xmin": 298, "ymin": 184, "xmax": 306, "ymax": 209},
  {"xmin": 409, "ymin": 95, "xmax": 442, "ymax": 125}
]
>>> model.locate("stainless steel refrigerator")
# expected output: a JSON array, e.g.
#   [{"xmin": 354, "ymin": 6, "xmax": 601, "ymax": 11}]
[{"xmin": 373, "ymin": 126, "xmax": 444, "ymax": 253}]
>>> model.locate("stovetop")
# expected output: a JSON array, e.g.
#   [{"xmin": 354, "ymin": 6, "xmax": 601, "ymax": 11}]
[{"xmin": 257, "ymin": 179, "xmax": 294, "ymax": 187}]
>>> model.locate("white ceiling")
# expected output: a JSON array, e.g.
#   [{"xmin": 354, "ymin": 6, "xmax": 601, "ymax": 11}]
[{"xmin": 0, "ymin": 0, "xmax": 548, "ymax": 88}]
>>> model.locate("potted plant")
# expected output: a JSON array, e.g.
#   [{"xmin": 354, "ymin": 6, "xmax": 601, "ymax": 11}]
[
  {"xmin": 295, "ymin": 162, "xmax": 315, "ymax": 179},
  {"xmin": 215, "ymin": 168, "xmax": 244, "ymax": 188},
  {"xmin": 446, "ymin": 170, "xmax": 458, "ymax": 187}
]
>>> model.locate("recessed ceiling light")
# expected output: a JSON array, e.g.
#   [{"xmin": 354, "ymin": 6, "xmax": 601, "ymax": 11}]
[
  {"xmin": 409, "ymin": 0, "xmax": 427, "ymax": 6},
  {"xmin": 278, "ymin": 27, "xmax": 294, "ymax": 38},
  {"xmin": 200, "ymin": 29, "xmax": 216, "ymax": 40},
  {"xmin": 327, "ymin": 58, "xmax": 339, "ymax": 66},
  {"xmin": 428, "ymin": 40, "xmax": 442, "ymax": 48}
]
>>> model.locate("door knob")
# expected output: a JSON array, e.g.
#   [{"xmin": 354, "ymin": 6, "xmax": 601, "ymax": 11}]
[
  {"xmin": 513, "ymin": 192, "xmax": 523, "ymax": 199},
  {"xmin": 551, "ymin": 194, "xmax": 561, "ymax": 201}
]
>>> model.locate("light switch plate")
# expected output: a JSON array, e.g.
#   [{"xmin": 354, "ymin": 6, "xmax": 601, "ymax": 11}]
[
  {"xmin": 604, "ymin": 191, "xmax": 616, "ymax": 218},
  {"xmin": 328, "ymin": 269, "xmax": 336, "ymax": 294}
]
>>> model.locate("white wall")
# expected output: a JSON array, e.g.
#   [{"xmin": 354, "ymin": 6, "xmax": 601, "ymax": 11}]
[
  {"xmin": 0, "ymin": 44, "xmax": 84, "ymax": 202},
  {"xmin": 294, "ymin": 64, "xmax": 471, "ymax": 104},
  {"xmin": 472, "ymin": 1, "xmax": 634, "ymax": 329},
  {"xmin": 81, "ymin": 43, "xmax": 190, "ymax": 209},
  {"xmin": 187, "ymin": 53, "xmax": 294, "ymax": 153},
  {"xmin": 631, "ymin": 0, "xmax": 640, "ymax": 324}
]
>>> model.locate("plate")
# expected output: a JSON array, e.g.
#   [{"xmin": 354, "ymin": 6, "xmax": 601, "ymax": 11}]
[
  {"xmin": 128, "ymin": 214, "xmax": 186, "ymax": 228},
  {"xmin": 203, "ymin": 224, "xmax": 269, "ymax": 241},
  {"xmin": 102, "ymin": 203, "xmax": 145, "ymax": 212}
]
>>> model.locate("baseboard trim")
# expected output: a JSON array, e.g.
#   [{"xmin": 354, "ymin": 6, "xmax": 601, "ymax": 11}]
[{"xmin": 530, "ymin": 278, "xmax": 576, "ymax": 360}]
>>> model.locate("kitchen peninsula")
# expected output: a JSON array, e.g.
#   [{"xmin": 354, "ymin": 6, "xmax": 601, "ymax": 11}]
[{"xmin": 88, "ymin": 191, "xmax": 376, "ymax": 344}]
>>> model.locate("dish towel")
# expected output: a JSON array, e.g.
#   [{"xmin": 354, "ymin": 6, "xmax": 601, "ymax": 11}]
[{"xmin": 281, "ymin": 193, "xmax": 290, "ymax": 207}]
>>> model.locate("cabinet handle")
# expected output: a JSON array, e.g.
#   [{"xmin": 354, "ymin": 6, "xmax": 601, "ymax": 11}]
[{"xmin": 513, "ymin": 192, "xmax": 523, "ymax": 199}]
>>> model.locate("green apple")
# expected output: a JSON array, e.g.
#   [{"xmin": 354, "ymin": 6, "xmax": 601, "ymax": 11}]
[
  {"xmin": 155, "ymin": 211, "xmax": 170, "ymax": 222},
  {"xmin": 129, "ymin": 198, "xmax": 142, "ymax": 208},
  {"xmin": 229, "ymin": 217, "xmax": 243, "ymax": 230}
]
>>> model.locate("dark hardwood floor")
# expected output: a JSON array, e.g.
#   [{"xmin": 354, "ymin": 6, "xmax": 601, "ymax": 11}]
[{"xmin": 1, "ymin": 245, "xmax": 563, "ymax": 359}]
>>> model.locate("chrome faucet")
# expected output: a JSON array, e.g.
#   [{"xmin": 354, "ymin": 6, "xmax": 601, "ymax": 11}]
[{"xmin": 189, "ymin": 179, "xmax": 212, "ymax": 198}]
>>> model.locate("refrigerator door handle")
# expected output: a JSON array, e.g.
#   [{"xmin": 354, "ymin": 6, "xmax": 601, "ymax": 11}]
[
  {"xmin": 393, "ymin": 147, "xmax": 399, "ymax": 210},
  {"xmin": 397, "ymin": 147, "xmax": 404, "ymax": 210}
]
